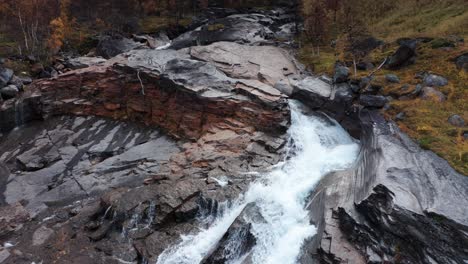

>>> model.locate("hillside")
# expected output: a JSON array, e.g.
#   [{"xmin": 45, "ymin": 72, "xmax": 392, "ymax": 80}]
[{"xmin": 298, "ymin": 0, "xmax": 468, "ymax": 174}]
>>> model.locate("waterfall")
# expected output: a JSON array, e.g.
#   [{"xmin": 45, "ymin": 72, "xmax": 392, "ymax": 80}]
[
  {"xmin": 14, "ymin": 98, "xmax": 25, "ymax": 128},
  {"xmin": 156, "ymin": 101, "xmax": 360, "ymax": 264}
]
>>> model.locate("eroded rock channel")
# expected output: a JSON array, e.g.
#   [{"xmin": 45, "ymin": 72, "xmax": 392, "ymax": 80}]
[{"xmin": 0, "ymin": 6, "xmax": 467, "ymax": 264}]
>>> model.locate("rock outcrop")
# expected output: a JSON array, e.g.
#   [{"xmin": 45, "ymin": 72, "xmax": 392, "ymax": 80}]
[{"xmin": 302, "ymin": 110, "xmax": 468, "ymax": 264}]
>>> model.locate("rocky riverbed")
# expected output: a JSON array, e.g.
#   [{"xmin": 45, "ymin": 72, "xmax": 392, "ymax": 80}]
[{"xmin": 0, "ymin": 5, "xmax": 467, "ymax": 264}]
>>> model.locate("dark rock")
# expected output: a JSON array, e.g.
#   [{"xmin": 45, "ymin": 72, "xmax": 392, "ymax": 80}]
[
  {"xmin": 356, "ymin": 61, "xmax": 374, "ymax": 71},
  {"xmin": 359, "ymin": 94, "xmax": 388, "ymax": 108},
  {"xmin": 96, "ymin": 35, "xmax": 141, "ymax": 59},
  {"xmin": 39, "ymin": 66, "xmax": 58, "ymax": 79},
  {"xmin": 387, "ymin": 42, "xmax": 416, "ymax": 69},
  {"xmin": 333, "ymin": 65, "xmax": 350, "ymax": 83},
  {"xmin": 448, "ymin": 114, "xmax": 465, "ymax": 127},
  {"xmin": 0, "ymin": 67, "xmax": 14, "ymax": 88},
  {"xmin": 455, "ymin": 53, "xmax": 468, "ymax": 72},
  {"xmin": 0, "ymin": 93, "xmax": 42, "ymax": 132},
  {"xmin": 412, "ymin": 84, "xmax": 423, "ymax": 96},
  {"xmin": 423, "ymin": 74, "xmax": 448, "ymax": 87},
  {"xmin": 0, "ymin": 85, "xmax": 19, "ymax": 99},
  {"xmin": 351, "ymin": 37, "xmax": 384, "ymax": 54},
  {"xmin": 385, "ymin": 74, "xmax": 400, "ymax": 83},
  {"xmin": 420, "ymin": 87, "xmax": 446, "ymax": 102}
]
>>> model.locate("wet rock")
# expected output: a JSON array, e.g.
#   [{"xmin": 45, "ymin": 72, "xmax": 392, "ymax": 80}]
[
  {"xmin": 387, "ymin": 42, "xmax": 417, "ymax": 69},
  {"xmin": 202, "ymin": 203, "xmax": 259, "ymax": 264},
  {"xmin": 420, "ymin": 87, "xmax": 446, "ymax": 102},
  {"xmin": 359, "ymin": 94, "xmax": 387, "ymax": 108},
  {"xmin": 0, "ymin": 85, "xmax": 19, "ymax": 99},
  {"xmin": 448, "ymin": 114, "xmax": 465, "ymax": 127},
  {"xmin": 423, "ymin": 73, "xmax": 448, "ymax": 87},
  {"xmin": 0, "ymin": 93, "xmax": 42, "ymax": 132},
  {"xmin": 385, "ymin": 74, "xmax": 400, "ymax": 83},
  {"xmin": 333, "ymin": 65, "xmax": 350, "ymax": 83},
  {"xmin": 0, "ymin": 68, "xmax": 14, "ymax": 88}
]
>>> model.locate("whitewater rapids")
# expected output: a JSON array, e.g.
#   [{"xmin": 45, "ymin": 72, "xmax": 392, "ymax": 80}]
[{"xmin": 157, "ymin": 101, "xmax": 360, "ymax": 264}]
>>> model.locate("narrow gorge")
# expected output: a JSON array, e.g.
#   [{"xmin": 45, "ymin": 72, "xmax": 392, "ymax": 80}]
[{"xmin": 0, "ymin": 4, "xmax": 467, "ymax": 264}]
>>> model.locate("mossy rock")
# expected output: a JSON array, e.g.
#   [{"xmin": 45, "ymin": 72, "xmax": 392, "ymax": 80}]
[{"xmin": 430, "ymin": 38, "xmax": 455, "ymax": 49}]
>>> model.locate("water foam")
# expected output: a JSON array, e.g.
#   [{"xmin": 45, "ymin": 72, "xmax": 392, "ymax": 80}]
[{"xmin": 157, "ymin": 101, "xmax": 359, "ymax": 264}]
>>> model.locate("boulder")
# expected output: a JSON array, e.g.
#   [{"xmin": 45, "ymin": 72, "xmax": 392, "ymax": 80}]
[
  {"xmin": 39, "ymin": 66, "xmax": 58, "ymax": 79},
  {"xmin": 96, "ymin": 35, "xmax": 142, "ymax": 59},
  {"xmin": 0, "ymin": 67, "xmax": 14, "ymax": 88},
  {"xmin": 356, "ymin": 61, "xmax": 374, "ymax": 71},
  {"xmin": 359, "ymin": 94, "xmax": 388, "ymax": 108},
  {"xmin": 291, "ymin": 76, "xmax": 332, "ymax": 108},
  {"xmin": 448, "ymin": 114, "xmax": 465, "ymax": 127},
  {"xmin": 455, "ymin": 53, "xmax": 468, "ymax": 71},
  {"xmin": 420, "ymin": 87, "xmax": 446, "ymax": 102},
  {"xmin": 387, "ymin": 42, "xmax": 416, "ymax": 69},
  {"xmin": 423, "ymin": 74, "xmax": 448, "ymax": 87},
  {"xmin": 333, "ymin": 65, "xmax": 350, "ymax": 83},
  {"xmin": 0, "ymin": 85, "xmax": 19, "ymax": 99},
  {"xmin": 385, "ymin": 74, "xmax": 400, "ymax": 83}
]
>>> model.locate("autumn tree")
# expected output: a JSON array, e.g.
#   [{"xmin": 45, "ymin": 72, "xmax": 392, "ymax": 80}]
[{"xmin": 48, "ymin": 0, "xmax": 74, "ymax": 54}]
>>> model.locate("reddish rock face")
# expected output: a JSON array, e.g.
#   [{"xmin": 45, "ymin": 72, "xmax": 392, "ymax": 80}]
[{"xmin": 34, "ymin": 62, "xmax": 289, "ymax": 141}]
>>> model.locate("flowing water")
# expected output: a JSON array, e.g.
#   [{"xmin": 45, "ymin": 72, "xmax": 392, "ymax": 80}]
[{"xmin": 157, "ymin": 101, "xmax": 360, "ymax": 264}]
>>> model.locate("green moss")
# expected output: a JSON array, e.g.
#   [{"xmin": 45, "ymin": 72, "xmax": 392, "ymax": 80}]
[
  {"xmin": 419, "ymin": 136, "xmax": 436, "ymax": 150},
  {"xmin": 207, "ymin": 23, "xmax": 225, "ymax": 31}
]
